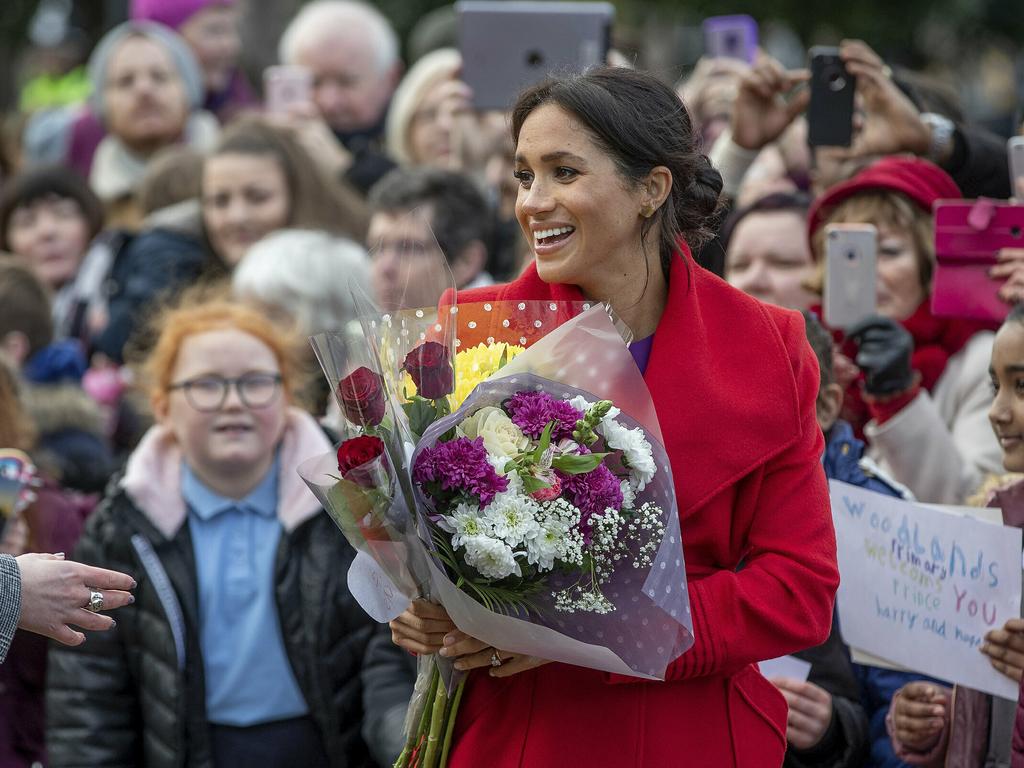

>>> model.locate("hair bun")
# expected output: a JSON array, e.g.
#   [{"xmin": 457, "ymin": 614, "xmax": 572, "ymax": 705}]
[
  {"xmin": 678, "ymin": 155, "xmax": 724, "ymax": 249},
  {"xmin": 687, "ymin": 155, "xmax": 724, "ymax": 219}
]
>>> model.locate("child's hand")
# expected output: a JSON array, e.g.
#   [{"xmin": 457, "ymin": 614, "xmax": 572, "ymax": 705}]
[
  {"xmin": 981, "ymin": 618, "xmax": 1024, "ymax": 681},
  {"xmin": 890, "ymin": 682, "xmax": 948, "ymax": 751}
]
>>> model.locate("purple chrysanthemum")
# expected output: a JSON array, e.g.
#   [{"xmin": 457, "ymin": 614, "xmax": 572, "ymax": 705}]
[
  {"xmin": 559, "ymin": 463, "xmax": 623, "ymax": 533},
  {"xmin": 413, "ymin": 436, "xmax": 509, "ymax": 506},
  {"xmin": 506, "ymin": 391, "xmax": 584, "ymax": 441}
]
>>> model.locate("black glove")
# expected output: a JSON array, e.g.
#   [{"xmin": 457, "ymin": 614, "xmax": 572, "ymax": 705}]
[{"xmin": 846, "ymin": 315, "xmax": 915, "ymax": 396}]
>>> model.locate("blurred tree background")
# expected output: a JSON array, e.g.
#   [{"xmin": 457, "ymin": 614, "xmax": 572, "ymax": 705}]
[{"xmin": 2, "ymin": 0, "xmax": 1021, "ymax": 132}]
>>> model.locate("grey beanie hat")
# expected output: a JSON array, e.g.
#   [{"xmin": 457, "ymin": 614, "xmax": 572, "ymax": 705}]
[{"xmin": 87, "ymin": 20, "xmax": 204, "ymax": 119}]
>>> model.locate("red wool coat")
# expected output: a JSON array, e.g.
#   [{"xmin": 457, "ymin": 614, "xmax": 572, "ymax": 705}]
[{"xmin": 446, "ymin": 254, "xmax": 839, "ymax": 768}]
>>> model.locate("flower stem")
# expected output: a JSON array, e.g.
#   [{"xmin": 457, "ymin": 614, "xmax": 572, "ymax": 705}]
[
  {"xmin": 438, "ymin": 675, "xmax": 467, "ymax": 767},
  {"xmin": 395, "ymin": 662, "xmax": 439, "ymax": 768},
  {"xmin": 421, "ymin": 668, "xmax": 449, "ymax": 767}
]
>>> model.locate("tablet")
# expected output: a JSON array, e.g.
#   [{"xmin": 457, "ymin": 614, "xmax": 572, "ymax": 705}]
[{"xmin": 457, "ymin": 1, "xmax": 614, "ymax": 111}]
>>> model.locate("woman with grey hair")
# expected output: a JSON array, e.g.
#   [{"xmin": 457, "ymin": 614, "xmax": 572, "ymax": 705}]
[
  {"xmin": 232, "ymin": 228, "xmax": 372, "ymax": 420},
  {"xmin": 87, "ymin": 21, "xmax": 219, "ymax": 227}
]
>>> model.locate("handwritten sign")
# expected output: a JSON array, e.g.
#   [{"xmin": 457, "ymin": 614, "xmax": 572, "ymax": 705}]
[{"xmin": 830, "ymin": 480, "xmax": 1023, "ymax": 700}]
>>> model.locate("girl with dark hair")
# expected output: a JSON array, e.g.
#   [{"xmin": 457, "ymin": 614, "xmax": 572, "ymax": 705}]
[
  {"xmin": 389, "ymin": 66, "xmax": 839, "ymax": 767},
  {"xmin": 888, "ymin": 303, "xmax": 1024, "ymax": 766}
]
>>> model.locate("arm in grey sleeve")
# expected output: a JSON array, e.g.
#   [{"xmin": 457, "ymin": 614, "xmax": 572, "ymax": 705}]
[{"xmin": 0, "ymin": 554, "xmax": 22, "ymax": 663}]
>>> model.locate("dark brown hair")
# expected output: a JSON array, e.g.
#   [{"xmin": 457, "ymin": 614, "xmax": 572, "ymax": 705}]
[{"xmin": 0, "ymin": 165, "xmax": 104, "ymax": 250}]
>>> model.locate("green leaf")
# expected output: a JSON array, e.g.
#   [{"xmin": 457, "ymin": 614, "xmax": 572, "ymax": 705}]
[
  {"xmin": 551, "ymin": 453, "xmax": 607, "ymax": 475},
  {"xmin": 498, "ymin": 345, "xmax": 509, "ymax": 369},
  {"xmin": 402, "ymin": 398, "xmax": 439, "ymax": 439},
  {"xmin": 534, "ymin": 421, "xmax": 554, "ymax": 462}
]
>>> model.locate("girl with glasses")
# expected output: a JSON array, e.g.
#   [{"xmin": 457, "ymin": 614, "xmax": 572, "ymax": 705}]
[{"xmin": 45, "ymin": 295, "xmax": 401, "ymax": 768}]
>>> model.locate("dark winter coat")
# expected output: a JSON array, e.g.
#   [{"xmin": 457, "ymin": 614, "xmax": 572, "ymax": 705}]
[{"xmin": 46, "ymin": 410, "xmax": 390, "ymax": 768}]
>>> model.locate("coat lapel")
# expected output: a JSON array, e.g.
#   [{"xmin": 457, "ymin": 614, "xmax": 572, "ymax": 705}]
[
  {"xmin": 457, "ymin": 256, "xmax": 807, "ymax": 516},
  {"xmin": 645, "ymin": 257, "xmax": 805, "ymax": 514}
]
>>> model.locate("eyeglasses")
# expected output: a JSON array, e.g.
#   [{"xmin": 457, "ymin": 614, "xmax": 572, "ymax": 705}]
[{"xmin": 168, "ymin": 372, "xmax": 282, "ymax": 412}]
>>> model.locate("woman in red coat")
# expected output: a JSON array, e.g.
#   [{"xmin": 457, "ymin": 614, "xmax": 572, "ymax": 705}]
[{"xmin": 389, "ymin": 66, "xmax": 839, "ymax": 767}]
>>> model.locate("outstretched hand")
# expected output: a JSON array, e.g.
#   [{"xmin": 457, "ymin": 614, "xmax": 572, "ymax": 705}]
[{"xmin": 16, "ymin": 553, "xmax": 135, "ymax": 646}]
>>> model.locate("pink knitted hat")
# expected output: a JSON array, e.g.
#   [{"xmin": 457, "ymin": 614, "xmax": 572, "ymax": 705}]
[{"xmin": 129, "ymin": 0, "xmax": 234, "ymax": 30}]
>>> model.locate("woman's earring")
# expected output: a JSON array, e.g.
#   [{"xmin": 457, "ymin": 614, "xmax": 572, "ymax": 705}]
[{"xmin": 641, "ymin": 204, "xmax": 655, "ymax": 219}]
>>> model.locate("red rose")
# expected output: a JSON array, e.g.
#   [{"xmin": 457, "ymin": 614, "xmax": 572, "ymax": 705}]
[
  {"xmin": 337, "ymin": 367, "xmax": 386, "ymax": 426},
  {"xmin": 337, "ymin": 435, "xmax": 386, "ymax": 487},
  {"xmin": 403, "ymin": 341, "xmax": 454, "ymax": 400}
]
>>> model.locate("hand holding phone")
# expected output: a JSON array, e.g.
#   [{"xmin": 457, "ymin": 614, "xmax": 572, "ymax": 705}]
[
  {"xmin": 264, "ymin": 65, "xmax": 313, "ymax": 115},
  {"xmin": 808, "ymin": 47, "xmax": 855, "ymax": 147},
  {"xmin": 823, "ymin": 223, "xmax": 877, "ymax": 329}
]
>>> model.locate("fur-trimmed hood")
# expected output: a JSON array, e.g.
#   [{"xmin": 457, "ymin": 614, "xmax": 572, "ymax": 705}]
[
  {"xmin": 120, "ymin": 406, "xmax": 331, "ymax": 539},
  {"xmin": 21, "ymin": 382, "xmax": 105, "ymax": 438}
]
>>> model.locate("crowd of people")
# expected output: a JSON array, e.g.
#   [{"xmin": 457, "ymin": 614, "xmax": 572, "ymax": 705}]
[{"xmin": 1, "ymin": 0, "xmax": 1024, "ymax": 766}]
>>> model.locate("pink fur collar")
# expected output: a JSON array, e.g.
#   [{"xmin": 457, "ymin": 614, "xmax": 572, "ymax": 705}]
[{"xmin": 120, "ymin": 407, "xmax": 332, "ymax": 539}]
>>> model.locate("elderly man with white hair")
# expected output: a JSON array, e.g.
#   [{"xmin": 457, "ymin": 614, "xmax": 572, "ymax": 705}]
[{"xmin": 278, "ymin": 0, "xmax": 401, "ymax": 194}]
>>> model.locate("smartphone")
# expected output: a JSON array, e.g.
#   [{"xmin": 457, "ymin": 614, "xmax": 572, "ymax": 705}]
[
  {"xmin": 824, "ymin": 223, "xmax": 877, "ymax": 329},
  {"xmin": 1008, "ymin": 136, "xmax": 1024, "ymax": 199},
  {"xmin": 457, "ymin": 1, "xmax": 614, "ymax": 111},
  {"xmin": 263, "ymin": 65, "xmax": 312, "ymax": 115},
  {"xmin": 808, "ymin": 47, "xmax": 856, "ymax": 147},
  {"xmin": 702, "ymin": 15, "xmax": 758, "ymax": 63}
]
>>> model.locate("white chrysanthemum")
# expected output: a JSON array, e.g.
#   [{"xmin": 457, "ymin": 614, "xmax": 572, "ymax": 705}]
[
  {"xmin": 598, "ymin": 418, "xmax": 656, "ymax": 491},
  {"xmin": 483, "ymin": 491, "xmax": 540, "ymax": 547},
  {"xmin": 462, "ymin": 534, "xmax": 521, "ymax": 580},
  {"xmin": 440, "ymin": 502, "xmax": 491, "ymax": 548}
]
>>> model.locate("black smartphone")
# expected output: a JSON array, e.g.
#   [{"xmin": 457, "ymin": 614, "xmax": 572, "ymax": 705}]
[{"xmin": 808, "ymin": 46, "xmax": 855, "ymax": 147}]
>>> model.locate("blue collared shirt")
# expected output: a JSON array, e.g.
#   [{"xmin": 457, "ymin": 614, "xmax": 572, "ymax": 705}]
[{"xmin": 182, "ymin": 457, "xmax": 308, "ymax": 726}]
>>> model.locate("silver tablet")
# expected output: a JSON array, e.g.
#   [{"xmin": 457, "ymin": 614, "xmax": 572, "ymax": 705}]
[{"xmin": 457, "ymin": 1, "xmax": 615, "ymax": 111}]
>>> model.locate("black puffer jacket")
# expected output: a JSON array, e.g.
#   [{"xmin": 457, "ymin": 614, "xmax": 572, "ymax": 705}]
[{"xmin": 46, "ymin": 473, "xmax": 387, "ymax": 768}]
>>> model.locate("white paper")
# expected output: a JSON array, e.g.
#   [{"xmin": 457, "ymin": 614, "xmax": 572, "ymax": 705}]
[
  {"xmin": 831, "ymin": 480, "xmax": 1022, "ymax": 700},
  {"xmin": 347, "ymin": 551, "xmax": 408, "ymax": 623},
  {"xmin": 758, "ymin": 655, "xmax": 812, "ymax": 681}
]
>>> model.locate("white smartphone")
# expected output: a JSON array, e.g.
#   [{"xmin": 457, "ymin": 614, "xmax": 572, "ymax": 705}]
[
  {"xmin": 263, "ymin": 65, "xmax": 312, "ymax": 115},
  {"xmin": 1008, "ymin": 136, "xmax": 1024, "ymax": 199},
  {"xmin": 823, "ymin": 223, "xmax": 878, "ymax": 330}
]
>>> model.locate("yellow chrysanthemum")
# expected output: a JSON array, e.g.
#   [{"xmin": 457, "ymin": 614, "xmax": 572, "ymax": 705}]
[{"xmin": 450, "ymin": 342, "xmax": 525, "ymax": 408}]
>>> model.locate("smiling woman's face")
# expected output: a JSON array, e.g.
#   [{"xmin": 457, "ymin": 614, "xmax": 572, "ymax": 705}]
[{"xmin": 513, "ymin": 104, "xmax": 649, "ymax": 294}]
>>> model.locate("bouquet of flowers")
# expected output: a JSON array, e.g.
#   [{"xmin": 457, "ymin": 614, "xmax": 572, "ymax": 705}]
[{"xmin": 300, "ymin": 298, "xmax": 692, "ymax": 768}]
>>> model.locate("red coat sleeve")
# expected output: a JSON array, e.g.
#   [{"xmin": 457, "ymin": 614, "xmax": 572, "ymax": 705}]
[{"xmin": 607, "ymin": 311, "xmax": 840, "ymax": 683}]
